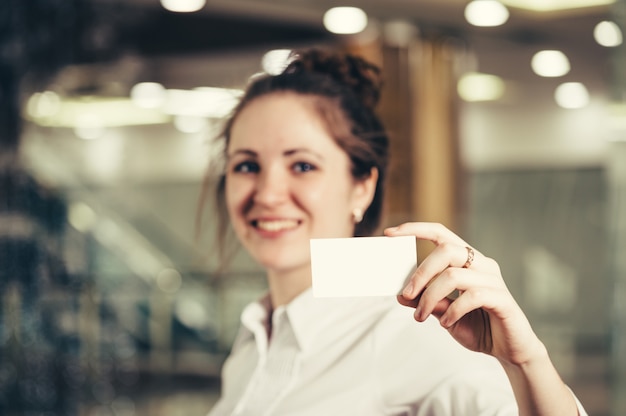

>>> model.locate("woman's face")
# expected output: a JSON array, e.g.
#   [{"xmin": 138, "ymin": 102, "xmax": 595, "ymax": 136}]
[{"xmin": 225, "ymin": 93, "xmax": 376, "ymax": 275}]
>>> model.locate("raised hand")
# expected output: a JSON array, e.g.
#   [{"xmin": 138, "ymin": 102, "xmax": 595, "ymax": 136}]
[{"xmin": 385, "ymin": 222, "xmax": 545, "ymax": 366}]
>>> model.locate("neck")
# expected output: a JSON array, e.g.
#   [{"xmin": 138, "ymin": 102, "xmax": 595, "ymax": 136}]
[{"xmin": 267, "ymin": 263, "xmax": 312, "ymax": 308}]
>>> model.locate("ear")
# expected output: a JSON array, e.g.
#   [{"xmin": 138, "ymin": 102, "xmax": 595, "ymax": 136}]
[{"xmin": 351, "ymin": 167, "xmax": 379, "ymax": 213}]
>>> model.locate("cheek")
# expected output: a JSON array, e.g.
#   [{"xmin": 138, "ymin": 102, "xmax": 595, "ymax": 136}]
[{"xmin": 298, "ymin": 177, "xmax": 354, "ymax": 218}]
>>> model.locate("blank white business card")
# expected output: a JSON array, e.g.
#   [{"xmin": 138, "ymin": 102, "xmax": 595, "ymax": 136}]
[{"xmin": 310, "ymin": 236, "xmax": 417, "ymax": 297}]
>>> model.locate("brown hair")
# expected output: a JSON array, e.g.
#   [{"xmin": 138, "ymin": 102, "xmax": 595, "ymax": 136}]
[{"xmin": 201, "ymin": 48, "xmax": 390, "ymax": 269}]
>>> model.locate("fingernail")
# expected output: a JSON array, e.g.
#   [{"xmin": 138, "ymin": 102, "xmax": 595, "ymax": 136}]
[
  {"xmin": 403, "ymin": 282, "xmax": 413, "ymax": 297},
  {"xmin": 414, "ymin": 305, "xmax": 422, "ymax": 321},
  {"xmin": 386, "ymin": 226, "xmax": 398, "ymax": 233}
]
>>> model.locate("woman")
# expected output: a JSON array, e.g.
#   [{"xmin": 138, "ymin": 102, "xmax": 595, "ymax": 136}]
[{"xmin": 206, "ymin": 48, "xmax": 586, "ymax": 415}]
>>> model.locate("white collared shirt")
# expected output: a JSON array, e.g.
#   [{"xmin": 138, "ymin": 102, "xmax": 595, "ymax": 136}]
[{"xmin": 208, "ymin": 289, "xmax": 584, "ymax": 415}]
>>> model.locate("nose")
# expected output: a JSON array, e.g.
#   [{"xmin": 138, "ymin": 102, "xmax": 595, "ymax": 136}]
[{"xmin": 253, "ymin": 166, "xmax": 289, "ymax": 207}]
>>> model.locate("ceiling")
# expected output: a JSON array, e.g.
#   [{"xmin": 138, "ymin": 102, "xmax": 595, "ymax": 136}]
[
  {"xmin": 82, "ymin": 0, "xmax": 614, "ymax": 63},
  {"xmin": 32, "ymin": 0, "xmax": 610, "ymax": 99}
]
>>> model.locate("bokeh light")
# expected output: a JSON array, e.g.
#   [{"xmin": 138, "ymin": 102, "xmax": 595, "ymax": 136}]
[
  {"xmin": 160, "ymin": 0, "xmax": 205, "ymax": 13},
  {"xmin": 323, "ymin": 7, "xmax": 368, "ymax": 34},
  {"xmin": 457, "ymin": 72, "xmax": 506, "ymax": 102},
  {"xmin": 554, "ymin": 82, "xmax": 589, "ymax": 109},
  {"xmin": 262, "ymin": 49, "xmax": 293, "ymax": 75},
  {"xmin": 130, "ymin": 82, "xmax": 166, "ymax": 109},
  {"xmin": 464, "ymin": 0, "xmax": 509, "ymax": 27},
  {"xmin": 594, "ymin": 20, "xmax": 623, "ymax": 47},
  {"xmin": 531, "ymin": 50, "xmax": 570, "ymax": 77},
  {"xmin": 68, "ymin": 201, "xmax": 97, "ymax": 232}
]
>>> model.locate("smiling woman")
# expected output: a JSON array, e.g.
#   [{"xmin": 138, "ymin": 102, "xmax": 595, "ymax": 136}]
[
  {"xmin": 202, "ymin": 48, "xmax": 588, "ymax": 415},
  {"xmin": 224, "ymin": 92, "xmax": 378, "ymax": 303},
  {"xmin": 204, "ymin": 49, "xmax": 388, "ymax": 273}
]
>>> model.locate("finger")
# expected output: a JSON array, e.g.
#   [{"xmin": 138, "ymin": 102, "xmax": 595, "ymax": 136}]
[
  {"xmin": 396, "ymin": 294, "xmax": 419, "ymax": 308},
  {"xmin": 384, "ymin": 222, "xmax": 468, "ymax": 248},
  {"xmin": 401, "ymin": 243, "xmax": 477, "ymax": 299},
  {"xmin": 438, "ymin": 286, "xmax": 504, "ymax": 329},
  {"xmin": 413, "ymin": 297, "xmax": 452, "ymax": 322},
  {"xmin": 413, "ymin": 267, "xmax": 477, "ymax": 321}
]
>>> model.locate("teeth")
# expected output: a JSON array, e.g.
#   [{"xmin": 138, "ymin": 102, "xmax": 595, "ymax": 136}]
[{"xmin": 256, "ymin": 219, "xmax": 298, "ymax": 231}]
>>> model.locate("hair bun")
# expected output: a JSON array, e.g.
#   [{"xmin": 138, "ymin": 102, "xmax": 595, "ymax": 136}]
[{"xmin": 285, "ymin": 49, "xmax": 383, "ymax": 110}]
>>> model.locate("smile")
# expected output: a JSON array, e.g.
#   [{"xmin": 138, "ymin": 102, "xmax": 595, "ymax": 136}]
[{"xmin": 253, "ymin": 219, "xmax": 300, "ymax": 232}]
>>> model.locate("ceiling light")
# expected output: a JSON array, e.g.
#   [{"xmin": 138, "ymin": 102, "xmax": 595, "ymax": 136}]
[
  {"xmin": 554, "ymin": 82, "xmax": 589, "ymax": 109},
  {"xmin": 160, "ymin": 0, "xmax": 205, "ymax": 13},
  {"xmin": 457, "ymin": 72, "xmax": 506, "ymax": 102},
  {"xmin": 594, "ymin": 21, "xmax": 623, "ymax": 47},
  {"xmin": 68, "ymin": 202, "xmax": 97, "ymax": 232},
  {"xmin": 25, "ymin": 96, "xmax": 170, "ymax": 128},
  {"xmin": 500, "ymin": 0, "xmax": 615, "ymax": 12},
  {"xmin": 25, "ymin": 87, "xmax": 241, "ymax": 129},
  {"xmin": 262, "ymin": 49, "xmax": 293, "ymax": 75},
  {"xmin": 531, "ymin": 50, "xmax": 570, "ymax": 77},
  {"xmin": 464, "ymin": 1, "xmax": 510, "ymax": 27},
  {"xmin": 130, "ymin": 82, "xmax": 166, "ymax": 109},
  {"xmin": 164, "ymin": 87, "xmax": 242, "ymax": 118},
  {"xmin": 26, "ymin": 91, "xmax": 61, "ymax": 118},
  {"xmin": 323, "ymin": 7, "xmax": 368, "ymax": 34},
  {"xmin": 175, "ymin": 299, "xmax": 209, "ymax": 329}
]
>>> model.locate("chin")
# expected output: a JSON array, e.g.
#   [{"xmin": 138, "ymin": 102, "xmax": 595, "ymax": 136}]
[{"xmin": 255, "ymin": 253, "xmax": 310, "ymax": 276}]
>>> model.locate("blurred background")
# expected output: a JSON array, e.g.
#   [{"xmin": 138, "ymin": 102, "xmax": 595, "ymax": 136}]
[{"xmin": 1, "ymin": 0, "xmax": 626, "ymax": 415}]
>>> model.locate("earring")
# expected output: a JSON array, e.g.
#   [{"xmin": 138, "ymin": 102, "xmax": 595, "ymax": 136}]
[{"xmin": 352, "ymin": 208, "xmax": 364, "ymax": 224}]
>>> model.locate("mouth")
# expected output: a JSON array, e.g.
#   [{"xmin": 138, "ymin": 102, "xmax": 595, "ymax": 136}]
[{"xmin": 252, "ymin": 219, "xmax": 301, "ymax": 232}]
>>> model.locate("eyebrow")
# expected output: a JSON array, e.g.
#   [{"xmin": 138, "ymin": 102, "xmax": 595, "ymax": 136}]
[
  {"xmin": 228, "ymin": 149, "xmax": 257, "ymax": 159},
  {"xmin": 284, "ymin": 148, "xmax": 324, "ymax": 161},
  {"xmin": 228, "ymin": 147, "xmax": 325, "ymax": 161}
]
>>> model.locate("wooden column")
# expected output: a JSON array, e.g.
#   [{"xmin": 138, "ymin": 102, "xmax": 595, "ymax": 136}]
[
  {"xmin": 410, "ymin": 38, "xmax": 461, "ymax": 259},
  {"xmin": 409, "ymin": 39, "xmax": 460, "ymax": 232},
  {"xmin": 379, "ymin": 45, "xmax": 414, "ymax": 226},
  {"xmin": 344, "ymin": 40, "xmax": 414, "ymax": 227},
  {"xmin": 345, "ymin": 37, "xmax": 462, "ymax": 260}
]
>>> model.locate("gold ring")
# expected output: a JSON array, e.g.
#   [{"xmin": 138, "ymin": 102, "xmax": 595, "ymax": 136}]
[{"xmin": 463, "ymin": 246, "xmax": 475, "ymax": 268}]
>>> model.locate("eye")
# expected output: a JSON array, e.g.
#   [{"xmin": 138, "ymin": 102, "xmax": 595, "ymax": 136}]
[
  {"xmin": 292, "ymin": 161, "xmax": 316, "ymax": 173},
  {"xmin": 232, "ymin": 160, "xmax": 260, "ymax": 173}
]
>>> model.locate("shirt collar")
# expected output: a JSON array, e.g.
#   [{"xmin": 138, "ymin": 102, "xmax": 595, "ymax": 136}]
[
  {"xmin": 284, "ymin": 289, "xmax": 388, "ymax": 351},
  {"xmin": 236, "ymin": 293, "xmax": 269, "ymax": 355}
]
